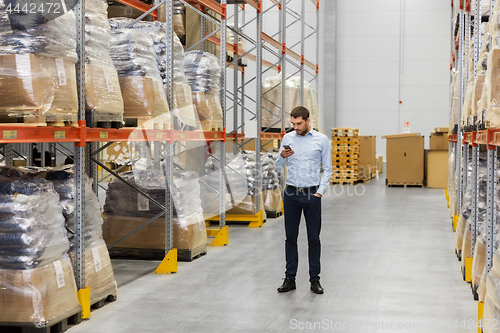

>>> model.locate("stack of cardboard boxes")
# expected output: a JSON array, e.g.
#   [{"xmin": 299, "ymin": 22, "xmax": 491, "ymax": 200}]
[{"xmin": 426, "ymin": 128, "xmax": 449, "ymax": 189}]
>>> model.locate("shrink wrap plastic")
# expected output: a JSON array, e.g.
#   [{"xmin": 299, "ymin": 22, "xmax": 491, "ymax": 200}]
[
  {"xmin": 262, "ymin": 75, "xmax": 319, "ymax": 130},
  {"xmin": 0, "ymin": 1, "xmax": 78, "ymax": 122},
  {"xmin": 85, "ymin": 0, "xmax": 124, "ymax": 120},
  {"xmin": 110, "ymin": 20, "xmax": 169, "ymax": 118}
]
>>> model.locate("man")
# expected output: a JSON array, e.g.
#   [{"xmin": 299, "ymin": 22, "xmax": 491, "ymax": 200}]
[{"xmin": 274, "ymin": 106, "xmax": 332, "ymax": 294}]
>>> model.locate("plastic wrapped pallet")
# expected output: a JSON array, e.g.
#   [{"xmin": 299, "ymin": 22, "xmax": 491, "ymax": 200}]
[
  {"xmin": 103, "ymin": 169, "xmax": 207, "ymax": 260},
  {"xmin": 0, "ymin": 169, "xmax": 79, "ymax": 324},
  {"xmin": 85, "ymin": 0, "xmax": 124, "ymax": 122},
  {"xmin": 173, "ymin": 0, "xmax": 186, "ymax": 38},
  {"xmin": 110, "ymin": 20, "xmax": 169, "ymax": 120},
  {"xmin": 481, "ymin": 238, "xmax": 500, "ymax": 333},
  {"xmin": 261, "ymin": 75, "xmax": 319, "ymax": 130},
  {"xmin": 447, "ymin": 151, "xmax": 456, "ymax": 217},
  {"xmin": 204, "ymin": 152, "xmax": 281, "ymax": 216},
  {"xmin": 172, "ymin": 31, "xmax": 197, "ymax": 128},
  {"xmin": 450, "ymin": 70, "xmax": 460, "ymax": 131},
  {"xmin": 0, "ymin": 1, "xmax": 78, "ymax": 124},
  {"xmin": 185, "ymin": 51, "xmax": 222, "ymax": 129},
  {"xmin": 44, "ymin": 168, "xmax": 117, "ymax": 303},
  {"xmin": 0, "ymin": 254, "xmax": 80, "ymax": 323}
]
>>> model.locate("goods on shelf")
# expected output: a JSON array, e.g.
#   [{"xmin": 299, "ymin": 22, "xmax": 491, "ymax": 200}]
[
  {"xmin": 103, "ymin": 169, "xmax": 207, "ymax": 261},
  {"xmin": 45, "ymin": 168, "xmax": 117, "ymax": 304},
  {"xmin": 0, "ymin": 1, "xmax": 78, "ymax": 124},
  {"xmin": 204, "ymin": 151, "xmax": 282, "ymax": 216},
  {"xmin": 261, "ymin": 75, "xmax": 319, "ymax": 130},
  {"xmin": 485, "ymin": 2, "xmax": 500, "ymax": 127},
  {"xmin": 480, "ymin": 233, "xmax": 500, "ymax": 332},
  {"xmin": 448, "ymin": 150, "xmax": 456, "ymax": 217},
  {"xmin": 185, "ymin": 51, "xmax": 222, "ymax": 130},
  {"xmin": 109, "ymin": 19, "xmax": 169, "ymax": 122},
  {"xmin": 86, "ymin": 0, "xmax": 124, "ymax": 123},
  {"xmin": 0, "ymin": 169, "xmax": 79, "ymax": 323},
  {"xmin": 173, "ymin": 0, "xmax": 186, "ymax": 38}
]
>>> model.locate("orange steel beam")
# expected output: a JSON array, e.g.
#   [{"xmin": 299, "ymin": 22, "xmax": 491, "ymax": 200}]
[
  {"xmin": 185, "ymin": 0, "xmax": 225, "ymax": 16},
  {"xmin": 114, "ymin": 0, "xmax": 159, "ymax": 18}
]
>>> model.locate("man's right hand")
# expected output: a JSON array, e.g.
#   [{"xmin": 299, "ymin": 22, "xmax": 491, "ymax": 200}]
[{"xmin": 281, "ymin": 148, "xmax": 294, "ymax": 158}]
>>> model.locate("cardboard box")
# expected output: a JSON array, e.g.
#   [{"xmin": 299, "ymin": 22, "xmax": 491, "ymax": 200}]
[
  {"xmin": 263, "ymin": 188, "xmax": 282, "ymax": 212},
  {"xmin": 385, "ymin": 133, "xmax": 424, "ymax": 184},
  {"xmin": 85, "ymin": 63, "xmax": 124, "ymax": 118},
  {"xmin": 358, "ymin": 136, "xmax": 377, "ymax": 180},
  {"xmin": 0, "ymin": 54, "xmax": 53, "ymax": 111},
  {"xmin": 0, "ymin": 54, "xmax": 78, "ymax": 122},
  {"xmin": 108, "ymin": 5, "xmax": 152, "ymax": 19},
  {"xmin": 119, "ymin": 77, "xmax": 155, "ymax": 118},
  {"xmin": 430, "ymin": 130, "xmax": 449, "ymax": 151},
  {"xmin": 377, "ymin": 155, "xmax": 383, "ymax": 174},
  {"xmin": 103, "ymin": 213, "xmax": 207, "ymax": 251},
  {"xmin": 0, "ymin": 255, "xmax": 80, "ymax": 323},
  {"xmin": 426, "ymin": 150, "xmax": 448, "ymax": 189}
]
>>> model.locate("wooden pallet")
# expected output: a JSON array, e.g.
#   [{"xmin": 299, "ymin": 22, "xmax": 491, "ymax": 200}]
[
  {"xmin": 108, "ymin": 245, "xmax": 207, "ymax": 262},
  {"xmin": 0, "ymin": 116, "xmax": 78, "ymax": 128},
  {"xmin": 333, "ymin": 166, "xmax": 359, "ymax": 171},
  {"xmin": 386, "ymin": 182, "xmax": 424, "ymax": 188},
  {"xmin": 265, "ymin": 210, "xmax": 283, "ymax": 218},
  {"xmin": 332, "ymin": 153, "xmax": 359, "ymax": 159},
  {"xmin": 91, "ymin": 292, "xmax": 117, "ymax": 311},
  {"xmin": 331, "ymin": 128, "xmax": 359, "ymax": 137},
  {"xmin": 0, "ymin": 307, "xmax": 81, "ymax": 333},
  {"xmin": 331, "ymin": 146, "xmax": 360, "ymax": 153}
]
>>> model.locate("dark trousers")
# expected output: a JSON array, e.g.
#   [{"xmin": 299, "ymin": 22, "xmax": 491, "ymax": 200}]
[{"xmin": 283, "ymin": 187, "xmax": 322, "ymax": 282}]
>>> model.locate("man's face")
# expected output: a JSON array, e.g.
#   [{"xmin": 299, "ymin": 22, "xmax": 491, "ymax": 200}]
[{"xmin": 291, "ymin": 116, "xmax": 310, "ymax": 136}]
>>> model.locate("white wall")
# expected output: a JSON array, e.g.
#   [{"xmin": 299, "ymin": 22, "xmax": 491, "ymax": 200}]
[{"xmin": 334, "ymin": 0, "xmax": 451, "ymax": 159}]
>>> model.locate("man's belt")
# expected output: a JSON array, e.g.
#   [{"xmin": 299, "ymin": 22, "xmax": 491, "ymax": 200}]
[{"xmin": 286, "ymin": 185, "xmax": 319, "ymax": 193}]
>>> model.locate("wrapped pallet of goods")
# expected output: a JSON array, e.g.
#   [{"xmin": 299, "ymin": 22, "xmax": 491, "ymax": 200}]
[
  {"xmin": 103, "ymin": 169, "xmax": 207, "ymax": 261},
  {"xmin": 261, "ymin": 75, "xmax": 319, "ymax": 131},
  {"xmin": 0, "ymin": 169, "xmax": 80, "ymax": 326},
  {"xmin": 45, "ymin": 168, "xmax": 117, "ymax": 305},
  {"xmin": 109, "ymin": 19, "xmax": 169, "ymax": 129},
  {"xmin": 479, "ymin": 230, "xmax": 500, "ymax": 332},
  {"xmin": 472, "ymin": 24, "xmax": 490, "ymax": 121},
  {"xmin": 85, "ymin": 0, "xmax": 124, "ymax": 126},
  {"xmin": 0, "ymin": 0, "xmax": 79, "ymax": 125},
  {"xmin": 485, "ymin": 1, "xmax": 500, "ymax": 127},
  {"xmin": 173, "ymin": 0, "xmax": 186, "ymax": 41},
  {"xmin": 185, "ymin": 51, "xmax": 222, "ymax": 131},
  {"xmin": 172, "ymin": 33, "xmax": 197, "ymax": 129}
]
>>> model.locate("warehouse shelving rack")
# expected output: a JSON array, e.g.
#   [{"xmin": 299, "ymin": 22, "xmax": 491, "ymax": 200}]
[
  {"xmin": 449, "ymin": 0, "xmax": 498, "ymax": 325},
  {"xmin": 0, "ymin": 0, "xmax": 230, "ymax": 319},
  {"xmin": 200, "ymin": 0, "xmax": 320, "ymax": 225}
]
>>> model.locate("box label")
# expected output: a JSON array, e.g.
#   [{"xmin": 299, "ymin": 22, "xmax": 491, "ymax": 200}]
[
  {"xmin": 55, "ymin": 59, "xmax": 67, "ymax": 86},
  {"xmin": 3, "ymin": 131, "xmax": 17, "ymax": 140},
  {"xmin": 53, "ymin": 260, "xmax": 65, "ymax": 288},
  {"xmin": 138, "ymin": 193, "xmax": 150, "ymax": 211},
  {"xmin": 92, "ymin": 247, "xmax": 102, "ymax": 272},
  {"xmin": 103, "ymin": 68, "xmax": 114, "ymax": 92},
  {"xmin": 54, "ymin": 131, "xmax": 65, "ymax": 139}
]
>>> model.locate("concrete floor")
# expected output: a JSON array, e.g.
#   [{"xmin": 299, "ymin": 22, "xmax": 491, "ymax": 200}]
[{"xmin": 69, "ymin": 176, "xmax": 477, "ymax": 333}]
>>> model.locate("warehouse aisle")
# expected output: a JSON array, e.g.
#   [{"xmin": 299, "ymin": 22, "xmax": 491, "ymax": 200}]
[{"xmin": 69, "ymin": 177, "xmax": 476, "ymax": 333}]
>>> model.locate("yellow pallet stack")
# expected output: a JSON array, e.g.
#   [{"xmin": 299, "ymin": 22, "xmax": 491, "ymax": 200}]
[{"xmin": 330, "ymin": 128, "xmax": 360, "ymax": 184}]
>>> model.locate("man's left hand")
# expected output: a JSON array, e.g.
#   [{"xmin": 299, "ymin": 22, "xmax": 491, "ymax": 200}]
[{"xmin": 314, "ymin": 193, "xmax": 322, "ymax": 198}]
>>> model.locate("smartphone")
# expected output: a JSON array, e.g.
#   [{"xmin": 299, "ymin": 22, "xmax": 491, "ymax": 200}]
[{"xmin": 282, "ymin": 144, "xmax": 291, "ymax": 150}]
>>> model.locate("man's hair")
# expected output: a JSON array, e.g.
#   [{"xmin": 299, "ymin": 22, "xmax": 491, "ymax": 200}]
[{"xmin": 290, "ymin": 106, "xmax": 310, "ymax": 120}]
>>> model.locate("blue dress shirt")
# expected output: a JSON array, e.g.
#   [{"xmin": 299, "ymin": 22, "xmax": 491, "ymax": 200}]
[{"xmin": 275, "ymin": 129, "xmax": 333, "ymax": 196}]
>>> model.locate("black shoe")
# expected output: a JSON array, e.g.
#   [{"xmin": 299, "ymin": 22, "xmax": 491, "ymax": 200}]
[
  {"xmin": 310, "ymin": 280, "xmax": 324, "ymax": 294},
  {"xmin": 277, "ymin": 278, "xmax": 296, "ymax": 292}
]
